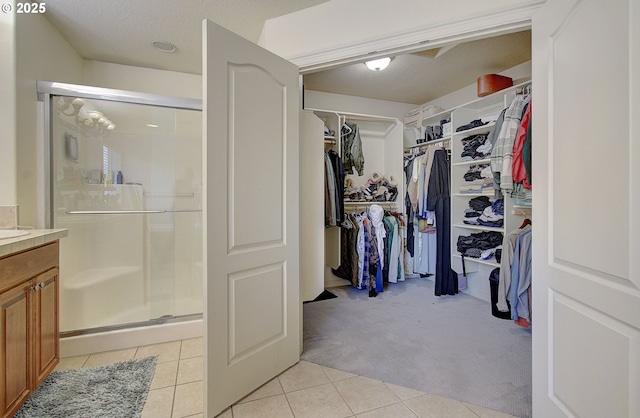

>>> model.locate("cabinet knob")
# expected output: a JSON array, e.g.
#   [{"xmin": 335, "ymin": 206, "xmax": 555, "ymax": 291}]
[{"xmin": 31, "ymin": 282, "xmax": 46, "ymax": 291}]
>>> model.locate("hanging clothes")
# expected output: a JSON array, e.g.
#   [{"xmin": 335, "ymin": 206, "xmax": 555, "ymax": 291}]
[
  {"xmin": 331, "ymin": 206, "xmax": 405, "ymax": 297},
  {"xmin": 383, "ymin": 214, "xmax": 404, "ymax": 283},
  {"xmin": 508, "ymin": 228, "xmax": 532, "ymax": 327},
  {"xmin": 327, "ymin": 150, "xmax": 345, "ymax": 226},
  {"xmin": 512, "ymin": 102, "xmax": 532, "ymax": 189},
  {"xmin": 341, "ymin": 122, "xmax": 365, "ymax": 176},
  {"xmin": 331, "ymin": 215, "xmax": 360, "ymax": 287},
  {"xmin": 496, "ymin": 223, "xmax": 531, "ymax": 313},
  {"xmin": 404, "ymin": 147, "xmax": 438, "ymax": 277},
  {"xmin": 324, "ymin": 152, "xmax": 337, "ymax": 226},
  {"xmin": 426, "ymin": 148, "xmax": 458, "ymax": 296},
  {"xmin": 490, "ymin": 93, "xmax": 531, "ymax": 192}
]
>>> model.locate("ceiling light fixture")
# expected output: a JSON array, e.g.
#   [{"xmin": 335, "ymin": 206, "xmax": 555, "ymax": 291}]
[
  {"xmin": 153, "ymin": 40, "xmax": 177, "ymax": 53},
  {"xmin": 365, "ymin": 57, "xmax": 392, "ymax": 71}
]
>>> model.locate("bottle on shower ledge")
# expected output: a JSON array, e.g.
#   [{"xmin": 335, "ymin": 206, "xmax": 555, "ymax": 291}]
[
  {"xmin": 102, "ymin": 170, "xmax": 112, "ymax": 185},
  {"xmin": 116, "ymin": 170, "xmax": 123, "ymax": 184}
]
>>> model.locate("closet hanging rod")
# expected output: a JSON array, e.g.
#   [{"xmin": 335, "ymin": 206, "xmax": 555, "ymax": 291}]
[
  {"xmin": 513, "ymin": 207, "xmax": 532, "ymax": 216},
  {"xmin": 345, "ymin": 201, "xmax": 397, "ymax": 209},
  {"xmin": 516, "ymin": 83, "xmax": 532, "ymax": 95},
  {"xmin": 407, "ymin": 138, "xmax": 450, "ymax": 149}
]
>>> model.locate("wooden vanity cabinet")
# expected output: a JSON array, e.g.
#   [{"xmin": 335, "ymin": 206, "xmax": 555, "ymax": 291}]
[{"xmin": 0, "ymin": 241, "xmax": 60, "ymax": 418}]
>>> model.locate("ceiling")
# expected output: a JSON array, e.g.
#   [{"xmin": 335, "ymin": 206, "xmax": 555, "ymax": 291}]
[
  {"xmin": 40, "ymin": 1, "xmax": 531, "ymax": 105},
  {"xmin": 303, "ymin": 30, "xmax": 532, "ymax": 105},
  {"xmin": 41, "ymin": 0, "xmax": 329, "ymax": 74}
]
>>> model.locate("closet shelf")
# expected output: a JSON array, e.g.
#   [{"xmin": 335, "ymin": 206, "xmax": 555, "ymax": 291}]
[
  {"xmin": 452, "ymin": 224, "xmax": 505, "ymax": 232},
  {"xmin": 451, "ymin": 192, "xmax": 495, "ymax": 198},
  {"xmin": 452, "ymin": 158, "xmax": 491, "ymax": 167},
  {"xmin": 452, "ymin": 122, "xmax": 495, "ymax": 138},
  {"xmin": 453, "ymin": 254, "xmax": 499, "ymax": 268}
]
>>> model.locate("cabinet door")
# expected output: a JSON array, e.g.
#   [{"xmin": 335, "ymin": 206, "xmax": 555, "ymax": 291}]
[
  {"xmin": 32, "ymin": 268, "xmax": 59, "ymax": 387},
  {"xmin": 0, "ymin": 283, "xmax": 31, "ymax": 418}
]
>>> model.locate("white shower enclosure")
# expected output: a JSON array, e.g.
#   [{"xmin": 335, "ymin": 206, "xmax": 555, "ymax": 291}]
[{"xmin": 39, "ymin": 82, "xmax": 202, "ymax": 334}]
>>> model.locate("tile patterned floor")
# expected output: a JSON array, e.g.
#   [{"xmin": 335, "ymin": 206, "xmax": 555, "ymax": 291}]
[{"xmin": 55, "ymin": 338, "xmax": 516, "ymax": 418}]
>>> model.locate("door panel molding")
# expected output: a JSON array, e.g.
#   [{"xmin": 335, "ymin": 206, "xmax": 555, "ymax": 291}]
[{"xmin": 203, "ymin": 19, "xmax": 300, "ymax": 416}]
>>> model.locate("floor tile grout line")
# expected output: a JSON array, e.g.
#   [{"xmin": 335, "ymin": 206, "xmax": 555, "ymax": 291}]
[
  {"xmin": 317, "ymin": 366, "xmax": 357, "ymax": 417},
  {"xmin": 329, "ymin": 379, "xmax": 356, "ymax": 417},
  {"xmin": 282, "ymin": 391, "xmax": 303, "ymax": 418},
  {"xmin": 168, "ymin": 383, "xmax": 177, "ymax": 418}
]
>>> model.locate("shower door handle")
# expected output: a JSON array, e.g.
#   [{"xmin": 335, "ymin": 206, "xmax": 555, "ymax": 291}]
[{"xmin": 66, "ymin": 210, "xmax": 168, "ymax": 214}]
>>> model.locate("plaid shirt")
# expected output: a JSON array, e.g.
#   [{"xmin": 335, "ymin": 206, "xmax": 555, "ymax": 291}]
[{"xmin": 490, "ymin": 94, "xmax": 531, "ymax": 192}]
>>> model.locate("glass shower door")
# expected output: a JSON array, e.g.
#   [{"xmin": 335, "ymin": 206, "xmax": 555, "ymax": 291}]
[{"xmin": 50, "ymin": 94, "xmax": 202, "ymax": 333}]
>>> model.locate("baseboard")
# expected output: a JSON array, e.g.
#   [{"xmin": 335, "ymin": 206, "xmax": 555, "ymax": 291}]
[{"xmin": 60, "ymin": 319, "xmax": 203, "ymax": 357}]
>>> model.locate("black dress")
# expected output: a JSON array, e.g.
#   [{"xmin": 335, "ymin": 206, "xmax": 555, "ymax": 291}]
[{"xmin": 426, "ymin": 149, "xmax": 458, "ymax": 296}]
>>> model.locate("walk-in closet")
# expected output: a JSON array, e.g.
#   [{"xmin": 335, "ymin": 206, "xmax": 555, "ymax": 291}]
[{"xmin": 301, "ymin": 29, "xmax": 534, "ymax": 418}]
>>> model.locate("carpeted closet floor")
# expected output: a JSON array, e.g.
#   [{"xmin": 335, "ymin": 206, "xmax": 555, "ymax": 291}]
[{"xmin": 301, "ymin": 277, "xmax": 532, "ymax": 418}]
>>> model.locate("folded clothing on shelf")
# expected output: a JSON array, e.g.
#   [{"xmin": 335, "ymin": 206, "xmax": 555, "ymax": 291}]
[
  {"xmin": 456, "ymin": 230, "xmax": 504, "ymax": 258},
  {"xmin": 477, "ymin": 199, "xmax": 504, "ymax": 227},
  {"xmin": 460, "ymin": 134, "xmax": 490, "ymax": 161},
  {"xmin": 463, "ymin": 198, "xmax": 504, "ymax": 227},
  {"xmin": 460, "ymin": 165, "xmax": 494, "ymax": 194},
  {"xmin": 456, "ymin": 119, "xmax": 489, "ymax": 132}
]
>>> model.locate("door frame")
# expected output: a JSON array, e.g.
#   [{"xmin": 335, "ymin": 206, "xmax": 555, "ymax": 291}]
[{"xmin": 282, "ymin": 2, "xmax": 543, "ymax": 73}]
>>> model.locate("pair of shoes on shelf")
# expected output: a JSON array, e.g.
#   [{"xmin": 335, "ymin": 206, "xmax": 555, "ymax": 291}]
[{"xmin": 362, "ymin": 173, "xmax": 399, "ymax": 202}]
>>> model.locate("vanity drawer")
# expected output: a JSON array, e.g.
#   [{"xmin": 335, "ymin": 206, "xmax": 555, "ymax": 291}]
[{"xmin": 0, "ymin": 242, "xmax": 59, "ymax": 293}]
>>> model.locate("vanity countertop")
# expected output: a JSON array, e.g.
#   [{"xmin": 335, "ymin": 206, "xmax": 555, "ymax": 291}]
[{"xmin": 0, "ymin": 229, "xmax": 68, "ymax": 257}]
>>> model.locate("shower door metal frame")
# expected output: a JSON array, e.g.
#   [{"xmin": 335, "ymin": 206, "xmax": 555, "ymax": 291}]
[
  {"xmin": 36, "ymin": 80, "xmax": 202, "ymax": 228},
  {"xmin": 37, "ymin": 81, "xmax": 204, "ymax": 335}
]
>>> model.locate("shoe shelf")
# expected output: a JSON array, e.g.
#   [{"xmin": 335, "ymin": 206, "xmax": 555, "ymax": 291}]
[{"xmin": 452, "ymin": 223, "xmax": 505, "ymax": 232}]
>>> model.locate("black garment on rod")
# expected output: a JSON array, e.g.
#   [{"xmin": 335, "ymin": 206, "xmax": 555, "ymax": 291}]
[
  {"xmin": 327, "ymin": 150, "xmax": 345, "ymax": 225},
  {"xmin": 426, "ymin": 149, "xmax": 458, "ymax": 296}
]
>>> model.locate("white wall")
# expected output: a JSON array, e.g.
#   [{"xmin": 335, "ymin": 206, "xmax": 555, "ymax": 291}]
[
  {"xmin": 15, "ymin": 12, "xmax": 84, "ymax": 227},
  {"xmin": 418, "ymin": 61, "xmax": 532, "ymax": 111},
  {"xmin": 0, "ymin": 4, "xmax": 16, "ymax": 205},
  {"xmin": 83, "ymin": 61, "xmax": 201, "ymax": 100}
]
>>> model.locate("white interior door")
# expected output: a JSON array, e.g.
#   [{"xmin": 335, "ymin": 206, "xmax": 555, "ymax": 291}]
[
  {"xmin": 202, "ymin": 19, "xmax": 300, "ymax": 416},
  {"xmin": 532, "ymin": 1, "xmax": 640, "ymax": 417}
]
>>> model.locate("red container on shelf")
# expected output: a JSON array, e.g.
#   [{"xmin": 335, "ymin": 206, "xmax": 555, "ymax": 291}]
[{"xmin": 477, "ymin": 74, "xmax": 513, "ymax": 97}]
